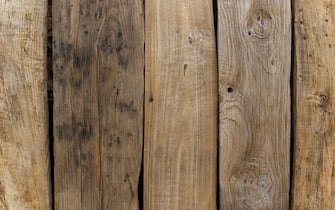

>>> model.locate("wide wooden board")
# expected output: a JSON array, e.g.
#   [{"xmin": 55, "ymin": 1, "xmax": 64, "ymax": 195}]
[
  {"xmin": 217, "ymin": 0, "xmax": 291, "ymax": 209},
  {"xmin": 292, "ymin": 0, "xmax": 335, "ymax": 209},
  {"xmin": 0, "ymin": 0, "xmax": 51, "ymax": 209},
  {"xmin": 144, "ymin": 0, "xmax": 218, "ymax": 209},
  {"xmin": 53, "ymin": 0, "xmax": 144, "ymax": 209}
]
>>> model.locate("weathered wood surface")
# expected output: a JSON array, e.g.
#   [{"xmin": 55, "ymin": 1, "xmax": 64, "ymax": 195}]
[
  {"xmin": 144, "ymin": 0, "xmax": 218, "ymax": 209},
  {"xmin": 53, "ymin": 0, "xmax": 144, "ymax": 209},
  {"xmin": 292, "ymin": 1, "xmax": 335, "ymax": 209},
  {"xmin": 217, "ymin": 0, "xmax": 291, "ymax": 209},
  {"xmin": 0, "ymin": 0, "xmax": 51, "ymax": 209}
]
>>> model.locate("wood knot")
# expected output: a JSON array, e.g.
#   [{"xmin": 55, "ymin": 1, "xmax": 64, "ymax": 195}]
[
  {"xmin": 308, "ymin": 92, "xmax": 330, "ymax": 109},
  {"xmin": 231, "ymin": 158, "xmax": 273, "ymax": 209},
  {"xmin": 186, "ymin": 31, "xmax": 204, "ymax": 46},
  {"xmin": 319, "ymin": 93, "xmax": 329, "ymax": 108},
  {"xmin": 246, "ymin": 9, "xmax": 274, "ymax": 40}
]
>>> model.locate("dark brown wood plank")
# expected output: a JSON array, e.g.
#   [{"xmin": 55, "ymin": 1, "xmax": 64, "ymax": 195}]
[
  {"xmin": 217, "ymin": 0, "xmax": 291, "ymax": 209},
  {"xmin": 0, "ymin": 0, "xmax": 51, "ymax": 209},
  {"xmin": 292, "ymin": 0, "xmax": 335, "ymax": 209},
  {"xmin": 53, "ymin": 0, "xmax": 144, "ymax": 209},
  {"xmin": 144, "ymin": 0, "xmax": 218, "ymax": 209}
]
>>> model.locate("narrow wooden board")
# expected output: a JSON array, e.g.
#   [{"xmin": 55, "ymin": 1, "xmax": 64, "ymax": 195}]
[
  {"xmin": 0, "ymin": 0, "xmax": 51, "ymax": 209},
  {"xmin": 144, "ymin": 0, "xmax": 218, "ymax": 209},
  {"xmin": 292, "ymin": 1, "xmax": 335, "ymax": 209},
  {"xmin": 53, "ymin": 0, "xmax": 144, "ymax": 209},
  {"xmin": 217, "ymin": 0, "xmax": 291, "ymax": 209}
]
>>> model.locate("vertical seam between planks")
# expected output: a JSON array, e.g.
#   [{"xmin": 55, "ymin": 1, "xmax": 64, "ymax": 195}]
[
  {"xmin": 289, "ymin": 0, "xmax": 296, "ymax": 209},
  {"xmin": 212, "ymin": 0, "xmax": 220, "ymax": 209},
  {"xmin": 47, "ymin": 0, "xmax": 55, "ymax": 208},
  {"xmin": 139, "ymin": 0, "xmax": 145, "ymax": 209}
]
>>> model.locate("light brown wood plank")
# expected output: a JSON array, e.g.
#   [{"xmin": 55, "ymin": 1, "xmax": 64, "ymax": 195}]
[
  {"xmin": 217, "ymin": 0, "xmax": 291, "ymax": 209},
  {"xmin": 144, "ymin": 1, "xmax": 217, "ymax": 209},
  {"xmin": 0, "ymin": 0, "xmax": 51, "ymax": 209},
  {"xmin": 292, "ymin": 0, "xmax": 335, "ymax": 209},
  {"xmin": 53, "ymin": 0, "xmax": 144, "ymax": 209}
]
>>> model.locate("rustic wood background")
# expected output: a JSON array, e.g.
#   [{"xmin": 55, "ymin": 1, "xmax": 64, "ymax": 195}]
[{"xmin": 0, "ymin": 0, "xmax": 334, "ymax": 209}]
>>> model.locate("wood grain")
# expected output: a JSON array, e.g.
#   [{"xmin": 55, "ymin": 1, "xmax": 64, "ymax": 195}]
[
  {"xmin": 53, "ymin": 0, "xmax": 144, "ymax": 209},
  {"xmin": 144, "ymin": 0, "xmax": 217, "ymax": 209},
  {"xmin": 0, "ymin": 0, "xmax": 51, "ymax": 209},
  {"xmin": 217, "ymin": 0, "xmax": 291, "ymax": 209},
  {"xmin": 292, "ymin": 0, "xmax": 335, "ymax": 209}
]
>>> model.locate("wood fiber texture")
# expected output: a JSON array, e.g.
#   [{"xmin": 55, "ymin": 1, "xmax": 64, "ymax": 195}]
[
  {"xmin": 292, "ymin": 0, "xmax": 335, "ymax": 209},
  {"xmin": 144, "ymin": 0, "xmax": 218, "ymax": 209},
  {"xmin": 217, "ymin": 0, "xmax": 291, "ymax": 209},
  {"xmin": 53, "ymin": 0, "xmax": 144, "ymax": 209},
  {"xmin": 0, "ymin": 0, "xmax": 51, "ymax": 209}
]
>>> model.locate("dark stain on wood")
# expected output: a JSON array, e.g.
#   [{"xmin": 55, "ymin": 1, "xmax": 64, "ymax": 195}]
[
  {"xmin": 119, "ymin": 101, "xmax": 138, "ymax": 114},
  {"xmin": 78, "ymin": 124, "xmax": 94, "ymax": 140},
  {"xmin": 71, "ymin": 78, "xmax": 82, "ymax": 90},
  {"xmin": 73, "ymin": 47, "xmax": 93, "ymax": 77},
  {"xmin": 116, "ymin": 136, "xmax": 121, "ymax": 145},
  {"xmin": 118, "ymin": 32, "xmax": 122, "ymax": 38},
  {"xmin": 53, "ymin": 0, "xmax": 144, "ymax": 209},
  {"xmin": 55, "ymin": 124, "xmax": 71, "ymax": 140},
  {"xmin": 149, "ymin": 94, "xmax": 154, "ymax": 103},
  {"xmin": 58, "ymin": 42, "xmax": 72, "ymax": 63},
  {"xmin": 56, "ymin": 122, "xmax": 94, "ymax": 141},
  {"xmin": 73, "ymin": 55, "xmax": 81, "ymax": 68}
]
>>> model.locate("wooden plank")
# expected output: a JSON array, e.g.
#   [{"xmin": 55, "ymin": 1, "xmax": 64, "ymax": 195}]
[
  {"xmin": 144, "ymin": 0, "xmax": 217, "ymax": 209},
  {"xmin": 292, "ymin": 1, "xmax": 335, "ymax": 209},
  {"xmin": 217, "ymin": 0, "xmax": 291, "ymax": 209},
  {"xmin": 0, "ymin": 0, "xmax": 51, "ymax": 209},
  {"xmin": 53, "ymin": 0, "xmax": 144, "ymax": 209}
]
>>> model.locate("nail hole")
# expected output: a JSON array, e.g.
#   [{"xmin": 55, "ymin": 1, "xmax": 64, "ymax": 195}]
[{"xmin": 227, "ymin": 87, "xmax": 233, "ymax": 93}]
